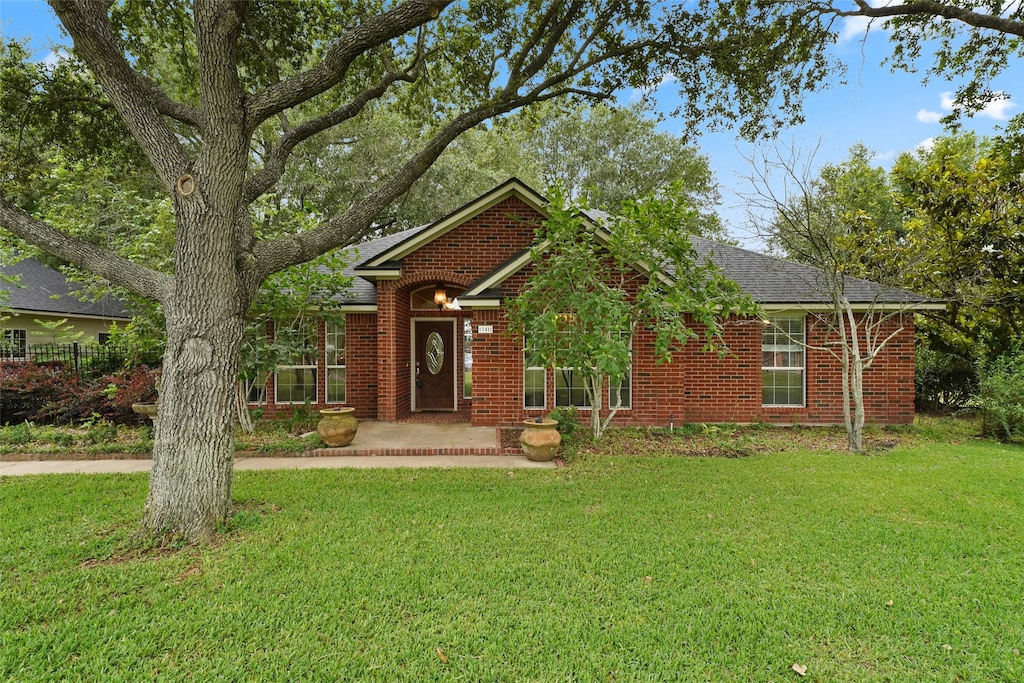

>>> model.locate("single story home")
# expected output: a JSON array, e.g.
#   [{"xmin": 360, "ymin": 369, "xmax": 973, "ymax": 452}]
[
  {"xmin": 252, "ymin": 179, "xmax": 939, "ymax": 427},
  {"xmin": 0, "ymin": 258, "xmax": 131, "ymax": 359}
]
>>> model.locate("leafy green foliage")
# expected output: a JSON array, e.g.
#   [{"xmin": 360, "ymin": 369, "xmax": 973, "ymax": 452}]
[
  {"xmin": 891, "ymin": 132, "xmax": 1024, "ymax": 364},
  {"xmin": 509, "ymin": 186, "xmax": 756, "ymax": 438},
  {"xmin": 546, "ymin": 406, "xmax": 583, "ymax": 447},
  {"xmin": 978, "ymin": 347, "xmax": 1024, "ymax": 441}
]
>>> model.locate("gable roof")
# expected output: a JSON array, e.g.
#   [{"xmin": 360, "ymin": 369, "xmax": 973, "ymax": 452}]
[
  {"xmin": 1, "ymin": 258, "xmax": 132, "ymax": 319},
  {"xmin": 353, "ymin": 178, "xmax": 547, "ymax": 279},
  {"xmin": 325, "ymin": 224, "xmax": 433, "ymax": 307},
  {"xmin": 328, "ymin": 178, "xmax": 940, "ymax": 311}
]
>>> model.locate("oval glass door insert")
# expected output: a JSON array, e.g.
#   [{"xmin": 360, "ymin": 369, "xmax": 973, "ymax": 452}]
[{"xmin": 425, "ymin": 331, "xmax": 445, "ymax": 375}]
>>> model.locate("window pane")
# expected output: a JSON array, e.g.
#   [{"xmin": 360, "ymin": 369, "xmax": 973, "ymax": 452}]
[
  {"xmin": 762, "ymin": 317, "xmax": 804, "ymax": 406},
  {"xmin": 1, "ymin": 329, "xmax": 27, "ymax": 360},
  {"xmin": 275, "ymin": 367, "xmax": 317, "ymax": 404},
  {"xmin": 325, "ymin": 319, "xmax": 345, "ymax": 366},
  {"xmin": 326, "ymin": 366, "xmax": 346, "ymax": 403},
  {"xmin": 247, "ymin": 371, "xmax": 268, "ymax": 404},
  {"xmin": 524, "ymin": 368, "xmax": 545, "ymax": 408},
  {"xmin": 555, "ymin": 368, "xmax": 589, "ymax": 408},
  {"xmin": 762, "ymin": 370, "xmax": 804, "ymax": 406},
  {"xmin": 463, "ymin": 319, "xmax": 472, "ymax": 399}
]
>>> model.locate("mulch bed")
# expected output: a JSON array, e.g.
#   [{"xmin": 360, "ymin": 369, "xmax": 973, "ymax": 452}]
[{"xmin": 578, "ymin": 425, "xmax": 912, "ymax": 458}]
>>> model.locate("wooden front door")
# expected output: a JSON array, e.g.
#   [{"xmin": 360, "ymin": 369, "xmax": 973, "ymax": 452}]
[{"xmin": 414, "ymin": 320, "xmax": 456, "ymax": 411}]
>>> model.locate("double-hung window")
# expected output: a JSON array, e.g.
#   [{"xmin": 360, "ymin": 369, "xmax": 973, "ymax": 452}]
[
  {"xmin": 555, "ymin": 367, "xmax": 590, "ymax": 408},
  {"xmin": 274, "ymin": 318, "xmax": 318, "ymax": 404},
  {"xmin": 463, "ymin": 319, "xmax": 473, "ymax": 399},
  {"xmin": 554, "ymin": 329, "xmax": 632, "ymax": 410},
  {"xmin": 523, "ymin": 343, "xmax": 546, "ymax": 409},
  {"xmin": 762, "ymin": 317, "xmax": 805, "ymax": 406},
  {"xmin": 1, "ymin": 329, "xmax": 27, "ymax": 360},
  {"xmin": 325, "ymin": 318, "xmax": 346, "ymax": 403}
]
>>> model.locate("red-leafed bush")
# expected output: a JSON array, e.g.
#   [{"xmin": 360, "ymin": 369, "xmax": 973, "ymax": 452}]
[
  {"xmin": 1, "ymin": 362, "xmax": 159, "ymax": 426},
  {"xmin": 0, "ymin": 362, "xmax": 76, "ymax": 425}
]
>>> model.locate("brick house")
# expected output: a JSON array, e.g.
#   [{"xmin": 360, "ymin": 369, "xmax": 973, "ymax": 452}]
[{"xmin": 252, "ymin": 179, "xmax": 939, "ymax": 427}]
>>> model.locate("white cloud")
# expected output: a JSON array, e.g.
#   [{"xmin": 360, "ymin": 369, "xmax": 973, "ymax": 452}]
[
  {"xmin": 627, "ymin": 72, "xmax": 677, "ymax": 102},
  {"xmin": 838, "ymin": 0, "xmax": 903, "ymax": 42},
  {"xmin": 915, "ymin": 137, "xmax": 936, "ymax": 152},
  {"xmin": 42, "ymin": 50, "xmax": 63, "ymax": 67},
  {"xmin": 873, "ymin": 150, "xmax": 897, "ymax": 163},
  {"xmin": 921, "ymin": 90, "xmax": 1018, "ymax": 123},
  {"xmin": 838, "ymin": 16, "xmax": 872, "ymax": 43},
  {"xmin": 979, "ymin": 97, "xmax": 1017, "ymax": 121}
]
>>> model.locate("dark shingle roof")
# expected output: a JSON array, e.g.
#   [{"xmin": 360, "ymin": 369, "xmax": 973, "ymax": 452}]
[
  {"xmin": 690, "ymin": 237, "xmax": 930, "ymax": 305},
  {"xmin": 323, "ymin": 225, "xmax": 432, "ymax": 305},
  {"xmin": 0, "ymin": 258, "xmax": 131, "ymax": 318},
  {"xmin": 318, "ymin": 203, "xmax": 933, "ymax": 308}
]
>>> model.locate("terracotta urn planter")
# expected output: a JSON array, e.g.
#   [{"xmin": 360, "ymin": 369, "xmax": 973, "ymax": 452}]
[
  {"xmin": 520, "ymin": 418, "xmax": 561, "ymax": 461},
  {"xmin": 318, "ymin": 407, "xmax": 358, "ymax": 447}
]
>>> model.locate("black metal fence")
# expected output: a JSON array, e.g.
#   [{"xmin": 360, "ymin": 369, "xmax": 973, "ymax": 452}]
[{"xmin": 1, "ymin": 342, "xmax": 163, "ymax": 379}]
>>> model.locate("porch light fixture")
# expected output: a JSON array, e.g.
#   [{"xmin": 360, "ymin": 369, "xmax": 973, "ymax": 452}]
[{"xmin": 433, "ymin": 283, "xmax": 448, "ymax": 309}]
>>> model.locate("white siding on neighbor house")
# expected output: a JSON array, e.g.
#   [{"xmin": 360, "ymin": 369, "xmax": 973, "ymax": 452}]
[{"xmin": 2, "ymin": 312, "xmax": 124, "ymax": 345}]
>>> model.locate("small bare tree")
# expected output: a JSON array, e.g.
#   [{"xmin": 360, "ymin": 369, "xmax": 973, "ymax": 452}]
[{"xmin": 742, "ymin": 143, "xmax": 923, "ymax": 453}]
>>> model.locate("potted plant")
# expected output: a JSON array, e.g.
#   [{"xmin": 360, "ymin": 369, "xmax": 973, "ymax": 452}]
[
  {"xmin": 520, "ymin": 416, "xmax": 561, "ymax": 461},
  {"xmin": 317, "ymin": 407, "xmax": 358, "ymax": 447}
]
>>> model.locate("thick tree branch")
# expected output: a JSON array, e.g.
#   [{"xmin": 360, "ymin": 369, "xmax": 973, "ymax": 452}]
[
  {"xmin": 244, "ymin": 0, "xmax": 451, "ymax": 131},
  {"xmin": 833, "ymin": 0, "xmax": 1024, "ymax": 37},
  {"xmin": 139, "ymin": 73, "xmax": 203, "ymax": 126},
  {"xmin": 48, "ymin": 0, "xmax": 192, "ymax": 190},
  {"xmin": 0, "ymin": 199, "xmax": 173, "ymax": 302},
  {"xmin": 242, "ymin": 69, "xmax": 417, "ymax": 203},
  {"xmin": 250, "ymin": 101, "xmax": 515, "ymax": 279}
]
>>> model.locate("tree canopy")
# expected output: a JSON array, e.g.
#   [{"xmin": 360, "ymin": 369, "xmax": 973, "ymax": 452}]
[
  {"xmin": 508, "ymin": 186, "xmax": 755, "ymax": 439},
  {"xmin": 701, "ymin": 1, "xmax": 1024, "ymax": 125},
  {"xmin": 0, "ymin": 0, "xmax": 841, "ymax": 539}
]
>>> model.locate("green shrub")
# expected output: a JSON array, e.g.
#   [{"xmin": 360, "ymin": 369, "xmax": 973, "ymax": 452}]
[
  {"xmin": 916, "ymin": 347, "xmax": 977, "ymax": 413},
  {"xmin": 547, "ymin": 406, "xmax": 582, "ymax": 446},
  {"xmin": 0, "ymin": 422, "xmax": 35, "ymax": 446},
  {"xmin": 978, "ymin": 348, "xmax": 1024, "ymax": 441},
  {"xmin": 37, "ymin": 427, "xmax": 75, "ymax": 447},
  {"xmin": 83, "ymin": 417, "xmax": 119, "ymax": 445}
]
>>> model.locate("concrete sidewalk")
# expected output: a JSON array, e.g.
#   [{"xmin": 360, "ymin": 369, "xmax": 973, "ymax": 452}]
[
  {"xmin": 0, "ymin": 454, "xmax": 554, "ymax": 476},
  {"xmin": 0, "ymin": 420, "xmax": 555, "ymax": 476}
]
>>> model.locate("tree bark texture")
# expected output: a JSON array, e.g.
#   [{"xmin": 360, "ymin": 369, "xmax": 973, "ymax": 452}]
[{"xmin": 142, "ymin": 310, "xmax": 245, "ymax": 538}]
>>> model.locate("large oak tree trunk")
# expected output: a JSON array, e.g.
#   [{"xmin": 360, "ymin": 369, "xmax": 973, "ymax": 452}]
[{"xmin": 142, "ymin": 309, "xmax": 245, "ymax": 539}]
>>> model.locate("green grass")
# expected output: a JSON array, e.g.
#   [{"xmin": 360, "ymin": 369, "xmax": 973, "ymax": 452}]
[{"xmin": 2, "ymin": 437, "xmax": 1024, "ymax": 681}]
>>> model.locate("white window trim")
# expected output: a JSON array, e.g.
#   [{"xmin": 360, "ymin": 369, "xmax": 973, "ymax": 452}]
[
  {"xmin": 524, "ymin": 346, "xmax": 546, "ymax": 410},
  {"xmin": 462, "ymin": 319, "xmax": 473, "ymax": 400},
  {"xmin": 762, "ymin": 316, "xmax": 806, "ymax": 408},
  {"xmin": 325, "ymin": 318, "xmax": 346, "ymax": 404},
  {"xmin": 272, "ymin": 318, "xmax": 319, "ymax": 405},
  {"xmin": 1, "ymin": 329, "xmax": 27, "ymax": 360}
]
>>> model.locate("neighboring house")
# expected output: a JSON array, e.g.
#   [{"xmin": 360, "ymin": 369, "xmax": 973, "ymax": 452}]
[
  {"xmin": 251, "ymin": 178, "xmax": 939, "ymax": 427},
  {"xmin": 0, "ymin": 258, "xmax": 131, "ymax": 358}
]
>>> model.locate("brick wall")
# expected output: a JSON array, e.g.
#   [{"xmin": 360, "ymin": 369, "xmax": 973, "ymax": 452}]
[{"xmin": 254, "ymin": 194, "xmax": 918, "ymax": 427}]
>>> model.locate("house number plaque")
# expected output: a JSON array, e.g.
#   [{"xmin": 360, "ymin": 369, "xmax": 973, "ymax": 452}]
[{"xmin": 425, "ymin": 331, "xmax": 444, "ymax": 375}]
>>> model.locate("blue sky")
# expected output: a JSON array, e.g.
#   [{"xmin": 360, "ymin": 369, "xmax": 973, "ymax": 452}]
[{"xmin": 2, "ymin": 1, "xmax": 1020, "ymax": 242}]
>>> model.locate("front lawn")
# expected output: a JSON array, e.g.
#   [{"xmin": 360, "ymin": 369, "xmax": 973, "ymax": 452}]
[{"xmin": 2, "ymin": 433, "xmax": 1022, "ymax": 681}]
